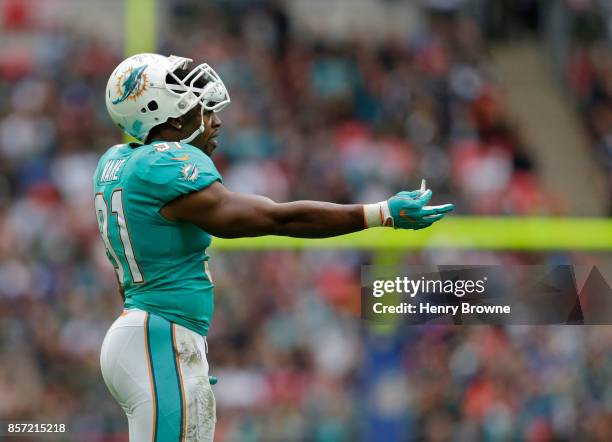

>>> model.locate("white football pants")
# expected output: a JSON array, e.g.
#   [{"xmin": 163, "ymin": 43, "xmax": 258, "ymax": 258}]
[{"xmin": 100, "ymin": 308, "xmax": 216, "ymax": 441}]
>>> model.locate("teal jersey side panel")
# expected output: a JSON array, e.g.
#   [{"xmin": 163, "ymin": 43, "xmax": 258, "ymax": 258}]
[{"xmin": 93, "ymin": 141, "xmax": 222, "ymax": 335}]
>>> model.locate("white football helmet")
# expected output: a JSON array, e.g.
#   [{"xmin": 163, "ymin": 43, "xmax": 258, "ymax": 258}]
[{"xmin": 105, "ymin": 53, "xmax": 230, "ymax": 143}]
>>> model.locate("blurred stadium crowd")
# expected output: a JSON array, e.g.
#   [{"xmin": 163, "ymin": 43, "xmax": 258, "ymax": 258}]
[
  {"xmin": 565, "ymin": 0, "xmax": 612, "ymax": 212},
  {"xmin": 0, "ymin": 0, "xmax": 610, "ymax": 441}
]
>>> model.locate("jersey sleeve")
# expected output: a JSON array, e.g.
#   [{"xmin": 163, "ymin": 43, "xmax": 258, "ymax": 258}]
[{"xmin": 134, "ymin": 143, "xmax": 222, "ymax": 206}]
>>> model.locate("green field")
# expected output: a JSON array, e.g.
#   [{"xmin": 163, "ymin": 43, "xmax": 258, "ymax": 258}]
[{"xmin": 212, "ymin": 217, "xmax": 612, "ymax": 251}]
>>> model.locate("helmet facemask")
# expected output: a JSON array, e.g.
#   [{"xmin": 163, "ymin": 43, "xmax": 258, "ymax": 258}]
[{"xmin": 164, "ymin": 57, "xmax": 230, "ymax": 144}]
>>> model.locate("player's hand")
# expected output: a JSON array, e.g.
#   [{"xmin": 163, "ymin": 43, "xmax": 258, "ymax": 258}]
[
  {"xmin": 363, "ymin": 180, "xmax": 454, "ymax": 230},
  {"xmin": 387, "ymin": 188, "xmax": 454, "ymax": 230}
]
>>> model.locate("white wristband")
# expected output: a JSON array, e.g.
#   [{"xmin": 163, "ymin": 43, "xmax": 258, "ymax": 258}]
[{"xmin": 363, "ymin": 201, "xmax": 393, "ymax": 228}]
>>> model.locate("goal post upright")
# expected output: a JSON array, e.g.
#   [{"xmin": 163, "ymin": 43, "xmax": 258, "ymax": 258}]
[
  {"xmin": 125, "ymin": 0, "xmax": 156, "ymax": 56},
  {"xmin": 123, "ymin": 0, "xmax": 157, "ymax": 143}
]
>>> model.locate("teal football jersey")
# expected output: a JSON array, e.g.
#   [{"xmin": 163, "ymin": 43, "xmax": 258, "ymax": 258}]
[{"xmin": 93, "ymin": 141, "xmax": 222, "ymax": 335}]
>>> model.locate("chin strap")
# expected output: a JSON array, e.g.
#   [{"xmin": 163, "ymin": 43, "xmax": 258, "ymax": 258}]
[{"xmin": 180, "ymin": 105, "xmax": 206, "ymax": 144}]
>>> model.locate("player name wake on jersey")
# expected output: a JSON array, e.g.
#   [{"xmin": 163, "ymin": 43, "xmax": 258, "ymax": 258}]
[{"xmin": 93, "ymin": 141, "xmax": 222, "ymax": 335}]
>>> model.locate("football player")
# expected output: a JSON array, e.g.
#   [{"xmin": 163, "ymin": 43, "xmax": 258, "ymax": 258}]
[{"xmin": 95, "ymin": 53, "xmax": 453, "ymax": 442}]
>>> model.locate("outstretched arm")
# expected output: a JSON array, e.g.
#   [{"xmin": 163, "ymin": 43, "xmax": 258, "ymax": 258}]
[
  {"xmin": 161, "ymin": 181, "xmax": 453, "ymax": 239},
  {"xmin": 161, "ymin": 182, "xmax": 363, "ymax": 238}
]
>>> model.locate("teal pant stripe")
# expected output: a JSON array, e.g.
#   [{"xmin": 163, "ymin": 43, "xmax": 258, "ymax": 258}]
[
  {"xmin": 147, "ymin": 314, "xmax": 184, "ymax": 442},
  {"xmin": 144, "ymin": 314, "xmax": 159, "ymax": 441},
  {"xmin": 170, "ymin": 324, "xmax": 184, "ymax": 442}
]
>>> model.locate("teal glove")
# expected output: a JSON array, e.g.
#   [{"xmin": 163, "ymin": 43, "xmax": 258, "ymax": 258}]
[
  {"xmin": 363, "ymin": 181, "xmax": 454, "ymax": 230},
  {"xmin": 387, "ymin": 189, "xmax": 454, "ymax": 230}
]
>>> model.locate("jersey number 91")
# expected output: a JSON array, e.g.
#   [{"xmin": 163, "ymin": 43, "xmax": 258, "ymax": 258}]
[{"xmin": 95, "ymin": 190, "xmax": 144, "ymax": 284}]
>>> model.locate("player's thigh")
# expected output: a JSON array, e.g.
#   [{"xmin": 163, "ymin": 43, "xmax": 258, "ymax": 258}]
[
  {"xmin": 173, "ymin": 323, "xmax": 216, "ymax": 441},
  {"xmin": 100, "ymin": 310, "xmax": 154, "ymax": 441}
]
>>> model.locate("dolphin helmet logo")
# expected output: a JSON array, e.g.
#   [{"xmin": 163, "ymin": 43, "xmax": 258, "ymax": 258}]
[{"xmin": 113, "ymin": 64, "xmax": 149, "ymax": 104}]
